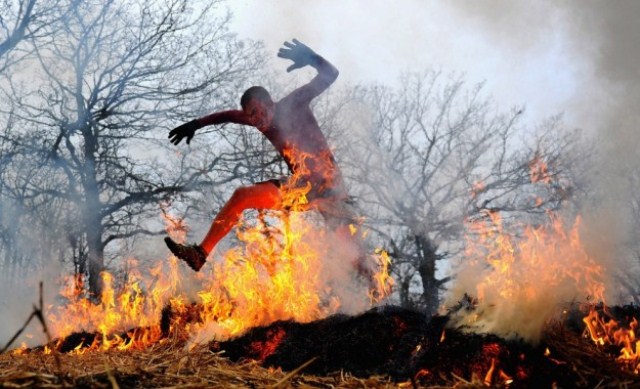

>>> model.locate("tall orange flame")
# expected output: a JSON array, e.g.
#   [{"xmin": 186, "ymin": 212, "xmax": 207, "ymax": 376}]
[
  {"xmin": 39, "ymin": 171, "xmax": 392, "ymax": 352},
  {"xmin": 447, "ymin": 210, "xmax": 607, "ymax": 342}
]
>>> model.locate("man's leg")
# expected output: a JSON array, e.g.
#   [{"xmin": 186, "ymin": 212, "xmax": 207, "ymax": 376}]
[
  {"xmin": 334, "ymin": 221, "xmax": 375, "ymax": 283},
  {"xmin": 317, "ymin": 199, "xmax": 376, "ymax": 286},
  {"xmin": 200, "ymin": 181, "xmax": 282, "ymax": 252},
  {"xmin": 165, "ymin": 181, "xmax": 282, "ymax": 271}
]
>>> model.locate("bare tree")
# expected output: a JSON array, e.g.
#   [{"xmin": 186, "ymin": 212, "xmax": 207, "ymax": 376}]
[
  {"xmin": 0, "ymin": 0, "xmax": 266, "ymax": 296},
  {"xmin": 0, "ymin": 0, "xmax": 73, "ymax": 71},
  {"xmin": 331, "ymin": 71, "xmax": 588, "ymax": 315},
  {"xmin": 0, "ymin": 0, "xmax": 79, "ymax": 282}
]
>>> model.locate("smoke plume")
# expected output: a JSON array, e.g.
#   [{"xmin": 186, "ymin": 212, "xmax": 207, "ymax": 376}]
[{"xmin": 442, "ymin": 0, "xmax": 640, "ymax": 339}]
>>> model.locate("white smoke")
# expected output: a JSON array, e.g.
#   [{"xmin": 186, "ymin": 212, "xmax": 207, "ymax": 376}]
[
  {"xmin": 440, "ymin": 1, "xmax": 640, "ymax": 341},
  {"xmin": 446, "ymin": 0, "xmax": 640, "ymax": 298}
]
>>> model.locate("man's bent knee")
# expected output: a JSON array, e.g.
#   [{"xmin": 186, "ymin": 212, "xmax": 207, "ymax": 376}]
[{"xmin": 230, "ymin": 182, "xmax": 282, "ymax": 210}]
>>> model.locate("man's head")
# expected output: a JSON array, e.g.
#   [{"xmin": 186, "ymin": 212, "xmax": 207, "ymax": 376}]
[{"xmin": 241, "ymin": 86, "xmax": 275, "ymax": 129}]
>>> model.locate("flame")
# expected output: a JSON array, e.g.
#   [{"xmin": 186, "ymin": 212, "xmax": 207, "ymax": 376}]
[
  {"xmin": 447, "ymin": 150, "xmax": 640, "ymax": 374},
  {"xmin": 583, "ymin": 309, "xmax": 640, "ymax": 373},
  {"xmin": 483, "ymin": 357, "xmax": 497, "ymax": 386},
  {"xmin": 368, "ymin": 248, "xmax": 394, "ymax": 303},
  {"xmin": 447, "ymin": 147, "xmax": 640, "ymax": 376},
  {"xmin": 34, "ymin": 160, "xmax": 392, "ymax": 354},
  {"xmin": 442, "ymin": 160, "xmax": 640, "ymax": 380},
  {"xmin": 190, "ymin": 181, "xmax": 392, "ymax": 342},
  {"xmin": 471, "ymin": 180, "xmax": 485, "ymax": 199},
  {"xmin": 45, "ymin": 257, "xmax": 182, "ymax": 351},
  {"xmin": 448, "ymin": 210, "xmax": 607, "ymax": 342},
  {"xmin": 528, "ymin": 152, "xmax": 551, "ymax": 184},
  {"xmin": 11, "ymin": 343, "xmax": 28, "ymax": 355}
]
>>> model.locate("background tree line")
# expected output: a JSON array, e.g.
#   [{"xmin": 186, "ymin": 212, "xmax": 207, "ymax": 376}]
[{"xmin": 1, "ymin": 0, "xmax": 637, "ymax": 311}]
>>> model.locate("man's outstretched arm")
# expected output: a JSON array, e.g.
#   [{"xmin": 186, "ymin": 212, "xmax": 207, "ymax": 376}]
[
  {"xmin": 278, "ymin": 39, "xmax": 339, "ymax": 102},
  {"xmin": 168, "ymin": 110, "xmax": 249, "ymax": 145}
]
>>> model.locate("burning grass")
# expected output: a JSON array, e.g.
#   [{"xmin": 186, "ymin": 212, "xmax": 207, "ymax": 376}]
[
  {"xmin": 33, "ymin": 199, "xmax": 392, "ymax": 354},
  {"xmin": 3, "ymin": 305, "xmax": 640, "ymax": 388},
  {"xmin": 3, "ymin": 154, "xmax": 640, "ymax": 387}
]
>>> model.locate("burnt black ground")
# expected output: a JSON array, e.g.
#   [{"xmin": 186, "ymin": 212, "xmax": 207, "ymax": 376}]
[
  {"xmin": 28, "ymin": 303, "xmax": 640, "ymax": 387},
  {"xmin": 212, "ymin": 304, "xmax": 640, "ymax": 387}
]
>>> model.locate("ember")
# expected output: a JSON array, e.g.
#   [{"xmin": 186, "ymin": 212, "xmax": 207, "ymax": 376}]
[
  {"xmin": 209, "ymin": 304, "xmax": 640, "ymax": 387},
  {"xmin": 212, "ymin": 306, "xmax": 431, "ymax": 376}
]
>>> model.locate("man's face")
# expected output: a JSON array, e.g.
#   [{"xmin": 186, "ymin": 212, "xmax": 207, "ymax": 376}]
[{"xmin": 244, "ymin": 99, "xmax": 275, "ymax": 129}]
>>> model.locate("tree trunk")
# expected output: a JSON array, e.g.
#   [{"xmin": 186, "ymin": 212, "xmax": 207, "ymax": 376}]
[
  {"xmin": 415, "ymin": 235, "xmax": 440, "ymax": 317},
  {"xmin": 85, "ymin": 214, "xmax": 104, "ymax": 298},
  {"xmin": 397, "ymin": 274, "xmax": 416, "ymax": 310},
  {"xmin": 83, "ymin": 128, "xmax": 104, "ymax": 298}
]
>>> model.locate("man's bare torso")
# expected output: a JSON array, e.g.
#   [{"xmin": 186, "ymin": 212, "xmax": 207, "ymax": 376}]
[{"xmin": 261, "ymin": 91, "xmax": 344, "ymax": 200}]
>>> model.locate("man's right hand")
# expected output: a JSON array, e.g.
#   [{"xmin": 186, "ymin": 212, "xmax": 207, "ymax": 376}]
[
  {"xmin": 168, "ymin": 119, "xmax": 201, "ymax": 145},
  {"xmin": 278, "ymin": 39, "xmax": 317, "ymax": 72}
]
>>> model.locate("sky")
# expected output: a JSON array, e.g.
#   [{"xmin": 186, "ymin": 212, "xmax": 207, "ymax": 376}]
[{"xmin": 227, "ymin": 0, "xmax": 605, "ymax": 132}]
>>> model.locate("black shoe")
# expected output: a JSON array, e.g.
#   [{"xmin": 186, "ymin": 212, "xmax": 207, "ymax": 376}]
[{"xmin": 164, "ymin": 237, "xmax": 207, "ymax": 271}]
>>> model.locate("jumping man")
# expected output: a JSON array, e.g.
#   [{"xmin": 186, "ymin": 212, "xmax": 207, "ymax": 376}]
[{"xmin": 165, "ymin": 39, "xmax": 362, "ymax": 275}]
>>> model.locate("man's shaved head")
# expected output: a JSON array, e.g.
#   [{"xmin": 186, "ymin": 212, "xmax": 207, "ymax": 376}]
[{"xmin": 241, "ymin": 86, "xmax": 272, "ymax": 109}]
